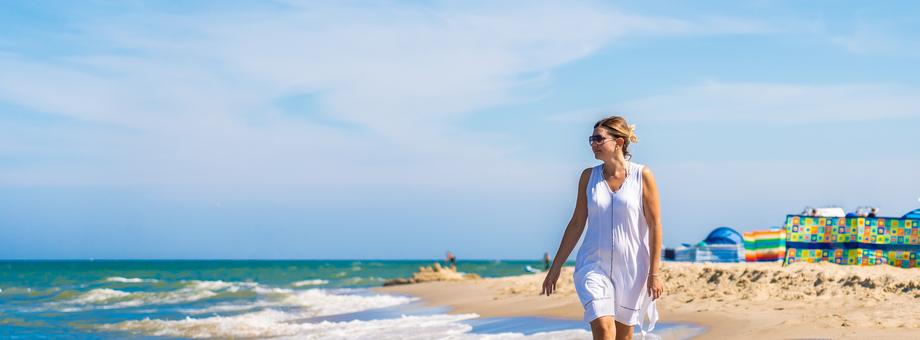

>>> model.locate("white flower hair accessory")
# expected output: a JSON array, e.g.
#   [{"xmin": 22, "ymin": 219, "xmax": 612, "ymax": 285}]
[{"xmin": 628, "ymin": 124, "xmax": 639, "ymax": 143}]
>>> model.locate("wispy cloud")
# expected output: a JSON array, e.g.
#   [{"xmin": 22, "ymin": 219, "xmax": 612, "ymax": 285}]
[
  {"xmin": 0, "ymin": 2, "xmax": 768, "ymax": 200},
  {"xmin": 548, "ymin": 81, "xmax": 920, "ymax": 125},
  {"xmin": 826, "ymin": 20, "xmax": 920, "ymax": 56}
]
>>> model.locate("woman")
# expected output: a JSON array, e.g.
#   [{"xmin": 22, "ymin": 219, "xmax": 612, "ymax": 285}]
[{"xmin": 542, "ymin": 116, "xmax": 664, "ymax": 340}]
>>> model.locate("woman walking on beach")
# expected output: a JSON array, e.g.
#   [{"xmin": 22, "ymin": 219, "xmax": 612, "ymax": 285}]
[{"xmin": 542, "ymin": 116, "xmax": 664, "ymax": 340}]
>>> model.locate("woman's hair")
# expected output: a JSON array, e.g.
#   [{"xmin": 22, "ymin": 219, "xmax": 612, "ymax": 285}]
[{"xmin": 594, "ymin": 116, "xmax": 638, "ymax": 159}]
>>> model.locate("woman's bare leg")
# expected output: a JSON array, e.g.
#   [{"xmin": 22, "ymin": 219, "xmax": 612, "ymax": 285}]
[
  {"xmin": 614, "ymin": 320, "xmax": 633, "ymax": 340},
  {"xmin": 589, "ymin": 316, "xmax": 615, "ymax": 340}
]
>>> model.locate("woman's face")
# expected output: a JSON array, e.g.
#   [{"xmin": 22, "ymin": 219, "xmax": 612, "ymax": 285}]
[{"xmin": 590, "ymin": 127, "xmax": 622, "ymax": 160}]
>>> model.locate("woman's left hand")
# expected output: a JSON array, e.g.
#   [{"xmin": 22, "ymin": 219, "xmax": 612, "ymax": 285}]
[{"xmin": 647, "ymin": 275, "xmax": 664, "ymax": 300}]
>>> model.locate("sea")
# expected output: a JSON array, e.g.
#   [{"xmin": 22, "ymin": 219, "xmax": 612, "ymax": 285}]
[{"xmin": 0, "ymin": 260, "xmax": 703, "ymax": 339}]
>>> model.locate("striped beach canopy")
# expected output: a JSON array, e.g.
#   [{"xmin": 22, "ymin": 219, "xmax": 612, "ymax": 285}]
[{"xmin": 743, "ymin": 228, "xmax": 786, "ymax": 262}]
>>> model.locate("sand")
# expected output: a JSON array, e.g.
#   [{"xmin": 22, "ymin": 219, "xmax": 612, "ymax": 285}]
[
  {"xmin": 376, "ymin": 261, "xmax": 920, "ymax": 339},
  {"xmin": 383, "ymin": 262, "xmax": 480, "ymax": 286}
]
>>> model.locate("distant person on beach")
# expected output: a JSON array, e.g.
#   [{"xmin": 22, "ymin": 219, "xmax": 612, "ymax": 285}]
[
  {"xmin": 543, "ymin": 252, "xmax": 551, "ymax": 271},
  {"xmin": 868, "ymin": 207, "xmax": 878, "ymax": 218},
  {"xmin": 446, "ymin": 251, "xmax": 456, "ymax": 270},
  {"xmin": 542, "ymin": 116, "xmax": 664, "ymax": 340}
]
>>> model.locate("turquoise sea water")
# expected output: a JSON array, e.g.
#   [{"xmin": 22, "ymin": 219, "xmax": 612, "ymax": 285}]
[{"xmin": 0, "ymin": 260, "xmax": 700, "ymax": 339}]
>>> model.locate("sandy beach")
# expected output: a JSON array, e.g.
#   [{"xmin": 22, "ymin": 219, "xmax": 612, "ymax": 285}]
[{"xmin": 377, "ymin": 261, "xmax": 920, "ymax": 339}]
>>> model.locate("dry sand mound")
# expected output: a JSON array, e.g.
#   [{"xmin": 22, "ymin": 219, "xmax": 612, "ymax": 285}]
[
  {"xmin": 664, "ymin": 261, "xmax": 920, "ymax": 302},
  {"xmin": 383, "ymin": 263, "xmax": 481, "ymax": 286}
]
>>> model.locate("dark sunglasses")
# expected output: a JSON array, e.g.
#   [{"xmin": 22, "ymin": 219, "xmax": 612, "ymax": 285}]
[{"xmin": 588, "ymin": 135, "xmax": 610, "ymax": 145}]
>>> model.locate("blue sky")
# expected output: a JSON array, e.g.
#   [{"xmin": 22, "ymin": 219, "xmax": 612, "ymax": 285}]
[{"xmin": 1, "ymin": 1, "xmax": 919, "ymax": 259}]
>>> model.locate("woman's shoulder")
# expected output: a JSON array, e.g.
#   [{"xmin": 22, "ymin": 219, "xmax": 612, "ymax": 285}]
[
  {"xmin": 637, "ymin": 163, "xmax": 655, "ymax": 182},
  {"xmin": 584, "ymin": 164, "xmax": 603, "ymax": 173},
  {"xmin": 630, "ymin": 161, "xmax": 653, "ymax": 179},
  {"xmin": 579, "ymin": 166, "xmax": 599, "ymax": 182},
  {"xmin": 629, "ymin": 161, "xmax": 645, "ymax": 172}
]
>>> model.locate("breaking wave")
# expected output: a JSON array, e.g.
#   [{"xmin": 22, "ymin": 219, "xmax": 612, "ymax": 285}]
[
  {"xmin": 101, "ymin": 312, "xmax": 592, "ymax": 339},
  {"xmin": 105, "ymin": 277, "xmax": 159, "ymax": 283},
  {"xmin": 291, "ymin": 279, "xmax": 329, "ymax": 287}
]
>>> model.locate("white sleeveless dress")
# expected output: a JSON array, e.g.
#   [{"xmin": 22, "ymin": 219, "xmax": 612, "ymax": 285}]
[{"xmin": 574, "ymin": 161, "xmax": 658, "ymax": 333}]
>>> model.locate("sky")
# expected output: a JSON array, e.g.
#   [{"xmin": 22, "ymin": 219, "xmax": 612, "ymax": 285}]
[{"xmin": 1, "ymin": 1, "xmax": 919, "ymax": 259}]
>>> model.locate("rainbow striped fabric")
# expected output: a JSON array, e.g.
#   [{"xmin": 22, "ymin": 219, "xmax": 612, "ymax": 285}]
[
  {"xmin": 784, "ymin": 215, "xmax": 920, "ymax": 268},
  {"xmin": 743, "ymin": 229, "xmax": 786, "ymax": 262}
]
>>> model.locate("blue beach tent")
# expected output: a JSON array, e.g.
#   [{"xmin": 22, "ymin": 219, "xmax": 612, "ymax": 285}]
[
  {"xmin": 704, "ymin": 227, "xmax": 744, "ymax": 245},
  {"xmin": 903, "ymin": 208, "xmax": 920, "ymax": 219},
  {"xmin": 674, "ymin": 227, "xmax": 745, "ymax": 263}
]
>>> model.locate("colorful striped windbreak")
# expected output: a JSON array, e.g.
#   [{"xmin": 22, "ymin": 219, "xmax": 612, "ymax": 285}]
[
  {"xmin": 743, "ymin": 229, "xmax": 786, "ymax": 262},
  {"xmin": 784, "ymin": 215, "xmax": 920, "ymax": 268}
]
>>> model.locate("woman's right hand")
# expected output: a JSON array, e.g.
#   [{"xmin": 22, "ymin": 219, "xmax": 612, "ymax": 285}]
[{"xmin": 541, "ymin": 266, "xmax": 561, "ymax": 296}]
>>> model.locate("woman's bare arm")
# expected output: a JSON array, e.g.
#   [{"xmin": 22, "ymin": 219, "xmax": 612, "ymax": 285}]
[
  {"xmin": 550, "ymin": 168, "xmax": 591, "ymax": 269},
  {"xmin": 641, "ymin": 167, "xmax": 661, "ymax": 275},
  {"xmin": 542, "ymin": 168, "xmax": 591, "ymax": 295},
  {"xmin": 642, "ymin": 166, "xmax": 665, "ymax": 299}
]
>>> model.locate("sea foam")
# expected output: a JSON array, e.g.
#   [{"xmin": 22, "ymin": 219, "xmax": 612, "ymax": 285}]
[
  {"xmin": 53, "ymin": 280, "xmax": 259, "ymax": 311},
  {"xmin": 105, "ymin": 277, "xmax": 159, "ymax": 283},
  {"xmin": 73, "ymin": 288, "xmax": 134, "ymax": 304},
  {"xmin": 177, "ymin": 287, "xmax": 414, "ymax": 317},
  {"xmin": 280, "ymin": 288, "xmax": 415, "ymax": 316},
  {"xmin": 102, "ymin": 312, "xmax": 592, "ymax": 339},
  {"xmin": 292, "ymin": 279, "xmax": 329, "ymax": 287}
]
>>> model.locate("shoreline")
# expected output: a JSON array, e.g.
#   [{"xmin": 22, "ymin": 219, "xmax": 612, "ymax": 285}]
[
  {"xmin": 374, "ymin": 272, "xmax": 707, "ymax": 340},
  {"xmin": 375, "ymin": 262, "xmax": 920, "ymax": 339}
]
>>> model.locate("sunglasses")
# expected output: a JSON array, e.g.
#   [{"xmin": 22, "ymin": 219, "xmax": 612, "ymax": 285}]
[{"xmin": 588, "ymin": 135, "xmax": 611, "ymax": 145}]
